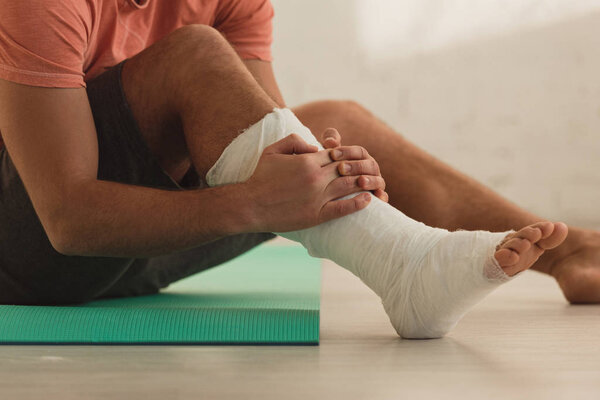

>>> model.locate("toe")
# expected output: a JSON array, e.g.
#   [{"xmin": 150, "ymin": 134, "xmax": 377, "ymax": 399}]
[
  {"xmin": 514, "ymin": 225, "xmax": 543, "ymax": 243},
  {"xmin": 537, "ymin": 222, "xmax": 568, "ymax": 250},
  {"xmin": 502, "ymin": 237, "xmax": 532, "ymax": 255},
  {"xmin": 494, "ymin": 248, "xmax": 519, "ymax": 267},
  {"xmin": 495, "ymin": 222, "xmax": 560, "ymax": 276},
  {"xmin": 529, "ymin": 221, "xmax": 556, "ymax": 239}
]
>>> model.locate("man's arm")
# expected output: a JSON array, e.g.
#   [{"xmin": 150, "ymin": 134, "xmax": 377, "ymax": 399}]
[
  {"xmin": 0, "ymin": 80, "xmax": 367, "ymax": 258},
  {"xmin": 0, "ymin": 81, "xmax": 261, "ymax": 257}
]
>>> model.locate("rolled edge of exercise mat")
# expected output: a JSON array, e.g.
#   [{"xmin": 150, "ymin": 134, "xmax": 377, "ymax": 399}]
[{"xmin": 0, "ymin": 306, "xmax": 319, "ymax": 344}]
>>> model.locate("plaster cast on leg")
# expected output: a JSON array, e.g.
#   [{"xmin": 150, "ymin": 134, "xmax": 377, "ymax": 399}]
[{"xmin": 206, "ymin": 108, "xmax": 514, "ymax": 339}]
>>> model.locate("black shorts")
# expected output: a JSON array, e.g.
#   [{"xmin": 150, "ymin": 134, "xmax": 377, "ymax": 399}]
[{"xmin": 0, "ymin": 62, "xmax": 274, "ymax": 305}]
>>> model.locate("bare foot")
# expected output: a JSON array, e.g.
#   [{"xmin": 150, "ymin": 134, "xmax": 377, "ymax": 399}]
[
  {"xmin": 546, "ymin": 228, "xmax": 600, "ymax": 303},
  {"xmin": 495, "ymin": 221, "xmax": 569, "ymax": 277}
]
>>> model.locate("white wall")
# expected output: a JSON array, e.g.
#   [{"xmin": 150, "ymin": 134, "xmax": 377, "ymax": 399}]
[{"xmin": 271, "ymin": 0, "xmax": 600, "ymax": 228}]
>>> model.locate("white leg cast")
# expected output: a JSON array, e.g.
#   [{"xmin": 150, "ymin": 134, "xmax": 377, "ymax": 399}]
[{"xmin": 206, "ymin": 108, "xmax": 513, "ymax": 339}]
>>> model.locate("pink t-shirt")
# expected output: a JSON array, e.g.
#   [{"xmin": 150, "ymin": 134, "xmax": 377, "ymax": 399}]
[
  {"xmin": 0, "ymin": 0, "xmax": 274, "ymax": 148},
  {"xmin": 0, "ymin": 0, "xmax": 274, "ymax": 87}
]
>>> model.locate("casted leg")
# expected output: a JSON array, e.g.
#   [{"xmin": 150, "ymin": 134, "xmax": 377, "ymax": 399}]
[
  {"xmin": 293, "ymin": 100, "xmax": 600, "ymax": 303},
  {"xmin": 116, "ymin": 26, "xmax": 570, "ymax": 336},
  {"xmin": 205, "ymin": 108, "xmax": 567, "ymax": 338}
]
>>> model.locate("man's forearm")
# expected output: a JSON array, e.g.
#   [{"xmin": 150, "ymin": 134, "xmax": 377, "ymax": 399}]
[{"xmin": 50, "ymin": 179, "xmax": 258, "ymax": 257}]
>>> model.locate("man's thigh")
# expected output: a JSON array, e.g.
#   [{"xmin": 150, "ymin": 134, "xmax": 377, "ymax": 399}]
[{"xmin": 0, "ymin": 62, "xmax": 273, "ymax": 305}]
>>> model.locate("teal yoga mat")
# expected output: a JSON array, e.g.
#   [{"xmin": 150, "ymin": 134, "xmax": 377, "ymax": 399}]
[{"xmin": 0, "ymin": 245, "xmax": 320, "ymax": 345}]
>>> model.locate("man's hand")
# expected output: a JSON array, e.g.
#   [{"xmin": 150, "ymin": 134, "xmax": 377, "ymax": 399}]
[
  {"xmin": 322, "ymin": 127, "xmax": 389, "ymax": 203},
  {"xmin": 245, "ymin": 134, "xmax": 386, "ymax": 232}
]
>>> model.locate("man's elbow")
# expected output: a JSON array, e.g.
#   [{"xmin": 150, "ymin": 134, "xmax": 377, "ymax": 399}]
[
  {"xmin": 41, "ymin": 207, "xmax": 91, "ymax": 256},
  {"xmin": 36, "ymin": 183, "xmax": 98, "ymax": 256},
  {"xmin": 45, "ymin": 218, "xmax": 83, "ymax": 256}
]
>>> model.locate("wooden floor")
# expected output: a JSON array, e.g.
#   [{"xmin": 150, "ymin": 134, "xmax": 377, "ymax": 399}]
[{"xmin": 1, "ymin": 259, "xmax": 599, "ymax": 399}]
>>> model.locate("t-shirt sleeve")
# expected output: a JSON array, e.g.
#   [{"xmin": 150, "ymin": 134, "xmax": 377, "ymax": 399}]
[
  {"xmin": 214, "ymin": 0, "xmax": 274, "ymax": 61},
  {"xmin": 0, "ymin": 0, "xmax": 89, "ymax": 88}
]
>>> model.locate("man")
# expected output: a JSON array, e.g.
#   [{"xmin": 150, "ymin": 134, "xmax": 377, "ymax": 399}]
[{"xmin": 0, "ymin": 0, "xmax": 594, "ymax": 320}]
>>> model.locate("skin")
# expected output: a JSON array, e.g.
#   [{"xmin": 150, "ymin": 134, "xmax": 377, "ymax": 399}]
[{"xmin": 0, "ymin": 24, "xmax": 579, "ymax": 294}]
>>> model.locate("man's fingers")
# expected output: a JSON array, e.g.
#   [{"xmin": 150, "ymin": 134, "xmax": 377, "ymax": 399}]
[
  {"xmin": 264, "ymin": 134, "xmax": 319, "ymax": 155},
  {"xmin": 307, "ymin": 150, "xmax": 344, "ymax": 167},
  {"xmin": 373, "ymin": 189, "xmax": 389, "ymax": 203},
  {"xmin": 319, "ymin": 193, "xmax": 371, "ymax": 222},
  {"xmin": 322, "ymin": 127, "xmax": 342, "ymax": 149},
  {"xmin": 334, "ymin": 159, "xmax": 381, "ymax": 177},
  {"xmin": 325, "ymin": 175, "xmax": 385, "ymax": 200},
  {"xmin": 311, "ymin": 145, "xmax": 381, "ymax": 170},
  {"xmin": 329, "ymin": 145, "xmax": 370, "ymax": 161},
  {"xmin": 357, "ymin": 175, "xmax": 386, "ymax": 191}
]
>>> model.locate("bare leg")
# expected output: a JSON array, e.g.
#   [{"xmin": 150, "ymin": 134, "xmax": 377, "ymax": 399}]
[{"xmin": 293, "ymin": 100, "xmax": 600, "ymax": 303}]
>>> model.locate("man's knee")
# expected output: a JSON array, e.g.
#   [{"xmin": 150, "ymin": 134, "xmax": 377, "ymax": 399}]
[
  {"xmin": 124, "ymin": 24, "xmax": 236, "ymax": 88},
  {"xmin": 166, "ymin": 24, "xmax": 235, "ymax": 64},
  {"xmin": 301, "ymin": 99, "xmax": 372, "ymax": 120},
  {"xmin": 294, "ymin": 99, "xmax": 374, "ymax": 135},
  {"xmin": 329, "ymin": 99, "xmax": 368, "ymax": 114},
  {"xmin": 298, "ymin": 99, "xmax": 367, "ymax": 117}
]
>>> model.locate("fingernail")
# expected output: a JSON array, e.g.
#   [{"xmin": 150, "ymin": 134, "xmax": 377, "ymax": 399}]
[
  {"xmin": 333, "ymin": 149, "xmax": 342, "ymax": 159},
  {"xmin": 341, "ymin": 163, "xmax": 351, "ymax": 174},
  {"xmin": 362, "ymin": 177, "xmax": 370, "ymax": 185}
]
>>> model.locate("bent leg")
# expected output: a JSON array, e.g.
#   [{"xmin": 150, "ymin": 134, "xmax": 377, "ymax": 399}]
[
  {"xmin": 93, "ymin": 25, "xmax": 282, "ymax": 296},
  {"xmin": 121, "ymin": 24, "xmax": 278, "ymax": 182},
  {"xmin": 293, "ymin": 100, "xmax": 600, "ymax": 303}
]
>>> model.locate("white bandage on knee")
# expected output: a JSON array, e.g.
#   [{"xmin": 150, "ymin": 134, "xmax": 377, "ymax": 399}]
[{"xmin": 206, "ymin": 108, "xmax": 514, "ymax": 339}]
